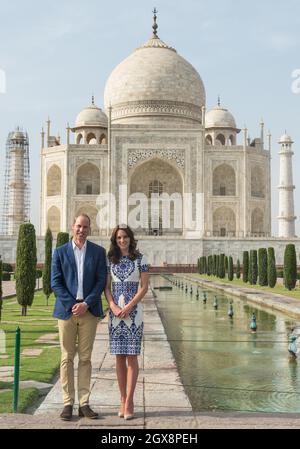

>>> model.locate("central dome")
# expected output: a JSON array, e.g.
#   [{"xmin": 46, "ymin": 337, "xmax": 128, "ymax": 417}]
[{"xmin": 104, "ymin": 32, "xmax": 205, "ymax": 124}]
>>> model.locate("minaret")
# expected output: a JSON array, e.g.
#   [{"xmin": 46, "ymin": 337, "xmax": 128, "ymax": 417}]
[
  {"xmin": 278, "ymin": 133, "xmax": 296, "ymax": 237},
  {"xmin": 0, "ymin": 128, "xmax": 30, "ymax": 235}
]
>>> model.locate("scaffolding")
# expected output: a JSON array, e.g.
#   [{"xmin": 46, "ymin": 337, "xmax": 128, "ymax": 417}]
[{"xmin": 0, "ymin": 128, "xmax": 30, "ymax": 235}]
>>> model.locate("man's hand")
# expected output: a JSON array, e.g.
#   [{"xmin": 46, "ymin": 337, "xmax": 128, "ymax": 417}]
[{"xmin": 72, "ymin": 302, "xmax": 88, "ymax": 317}]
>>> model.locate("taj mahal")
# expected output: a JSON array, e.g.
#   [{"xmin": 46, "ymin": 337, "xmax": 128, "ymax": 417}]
[{"xmin": 0, "ymin": 12, "xmax": 299, "ymax": 265}]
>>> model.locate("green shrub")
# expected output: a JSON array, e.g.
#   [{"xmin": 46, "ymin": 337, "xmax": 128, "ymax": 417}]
[
  {"xmin": 236, "ymin": 259, "xmax": 241, "ymax": 279},
  {"xmin": 228, "ymin": 256, "xmax": 234, "ymax": 281},
  {"xmin": 15, "ymin": 223, "xmax": 37, "ymax": 316},
  {"xmin": 36, "ymin": 269, "xmax": 43, "ymax": 279},
  {"xmin": 219, "ymin": 254, "xmax": 225, "ymax": 279},
  {"xmin": 2, "ymin": 272, "xmax": 11, "ymax": 281},
  {"xmin": 56, "ymin": 232, "xmax": 70, "ymax": 248},
  {"xmin": 43, "ymin": 228, "xmax": 53, "ymax": 305},
  {"xmin": 249, "ymin": 250, "xmax": 258, "ymax": 285},
  {"xmin": 243, "ymin": 251, "xmax": 249, "ymax": 283},
  {"xmin": 225, "ymin": 256, "xmax": 228, "ymax": 274},
  {"xmin": 284, "ymin": 244, "xmax": 297, "ymax": 291},
  {"xmin": 213, "ymin": 255, "xmax": 217, "ymax": 276},
  {"xmin": 258, "ymin": 248, "xmax": 268, "ymax": 286},
  {"xmin": 2, "ymin": 263, "xmax": 13, "ymax": 272},
  {"xmin": 268, "ymin": 247, "xmax": 277, "ymax": 288}
]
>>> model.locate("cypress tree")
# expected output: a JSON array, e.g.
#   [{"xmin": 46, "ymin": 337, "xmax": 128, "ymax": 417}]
[
  {"xmin": 267, "ymin": 247, "xmax": 277, "ymax": 288},
  {"xmin": 228, "ymin": 256, "xmax": 234, "ymax": 281},
  {"xmin": 249, "ymin": 250, "xmax": 258, "ymax": 285},
  {"xmin": 0, "ymin": 258, "xmax": 3, "ymax": 322},
  {"xmin": 225, "ymin": 256, "xmax": 228, "ymax": 274},
  {"xmin": 203, "ymin": 256, "xmax": 207, "ymax": 274},
  {"xmin": 43, "ymin": 228, "xmax": 53, "ymax": 306},
  {"xmin": 213, "ymin": 255, "xmax": 217, "ymax": 276},
  {"xmin": 209, "ymin": 255, "xmax": 214, "ymax": 276},
  {"xmin": 248, "ymin": 252, "xmax": 252, "ymax": 283},
  {"xmin": 258, "ymin": 248, "xmax": 268, "ymax": 286},
  {"xmin": 284, "ymin": 244, "xmax": 297, "ymax": 291},
  {"xmin": 219, "ymin": 254, "xmax": 225, "ymax": 279},
  {"xmin": 56, "ymin": 232, "xmax": 70, "ymax": 248},
  {"xmin": 243, "ymin": 251, "xmax": 249, "ymax": 283},
  {"xmin": 216, "ymin": 255, "xmax": 220, "ymax": 278},
  {"xmin": 15, "ymin": 223, "xmax": 37, "ymax": 316},
  {"xmin": 236, "ymin": 259, "xmax": 241, "ymax": 279},
  {"xmin": 207, "ymin": 256, "xmax": 211, "ymax": 276}
]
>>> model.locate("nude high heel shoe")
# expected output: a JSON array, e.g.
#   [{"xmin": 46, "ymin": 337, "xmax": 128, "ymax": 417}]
[
  {"xmin": 124, "ymin": 413, "xmax": 134, "ymax": 420},
  {"xmin": 124, "ymin": 401, "xmax": 134, "ymax": 420}
]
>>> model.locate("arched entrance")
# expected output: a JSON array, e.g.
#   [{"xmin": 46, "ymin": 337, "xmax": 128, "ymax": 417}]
[{"xmin": 129, "ymin": 158, "xmax": 183, "ymax": 235}]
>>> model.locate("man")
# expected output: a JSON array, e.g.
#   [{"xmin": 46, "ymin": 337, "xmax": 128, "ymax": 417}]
[{"xmin": 51, "ymin": 214, "xmax": 106, "ymax": 421}]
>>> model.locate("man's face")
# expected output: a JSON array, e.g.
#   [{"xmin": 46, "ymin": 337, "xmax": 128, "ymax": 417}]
[{"xmin": 72, "ymin": 216, "xmax": 90, "ymax": 241}]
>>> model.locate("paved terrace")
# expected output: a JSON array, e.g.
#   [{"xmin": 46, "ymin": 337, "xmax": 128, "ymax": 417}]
[{"xmin": 1, "ymin": 281, "xmax": 300, "ymax": 429}]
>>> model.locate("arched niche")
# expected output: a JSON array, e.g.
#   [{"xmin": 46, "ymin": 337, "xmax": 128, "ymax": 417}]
[
  {"xmin": 213, "ymin": 164, "xmax": 236, "ymax": 196},
  {"xmin": 47, "ymin": 165, "xmax": 62, "ymax": 196},
  {"xmin": 76, "ymin": 163, "xmax": 100, "ymax": 195},
  {"xmin": 213, "ymin": 207, "xmax": 236, "ymax": 237}
]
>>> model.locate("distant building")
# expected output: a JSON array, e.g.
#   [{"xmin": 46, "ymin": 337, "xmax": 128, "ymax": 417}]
[{"xmin": 0, "ymin": 128, "xmax": 30, "ymax": 235}]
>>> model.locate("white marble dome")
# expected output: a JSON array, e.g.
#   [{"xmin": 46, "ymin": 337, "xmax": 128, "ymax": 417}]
[
  {"xmin": 75, "ymin": 103, "xmax": 108, "ymax": 128},
  {"xmin": 104, "ymin": 36, "xmax": 206, "ymax": 124},
  {"xmin": 206, "ymin": 105, "xmax": 237, "ymax": 129}
]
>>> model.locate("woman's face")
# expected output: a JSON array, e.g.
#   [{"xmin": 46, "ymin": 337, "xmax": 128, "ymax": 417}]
[{"xmin": 116, "ymin": 229, "xmax": 130, "ymax": 253}]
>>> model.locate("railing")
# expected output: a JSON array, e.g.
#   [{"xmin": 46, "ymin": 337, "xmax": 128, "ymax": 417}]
[{"xmin": 13, "ymin": 327, "xmax": 21, "ymax": 413}]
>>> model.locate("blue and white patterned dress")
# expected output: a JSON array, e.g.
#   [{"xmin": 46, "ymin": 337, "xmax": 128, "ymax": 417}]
[{"xmin": 107, "ymin": 254, "xmax": 149, "ymax": 355}]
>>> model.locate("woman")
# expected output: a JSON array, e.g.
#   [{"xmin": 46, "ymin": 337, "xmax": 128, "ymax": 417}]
[{"xmin": 105, "ymin": 224, "xmax": 149, "ymax": 420}]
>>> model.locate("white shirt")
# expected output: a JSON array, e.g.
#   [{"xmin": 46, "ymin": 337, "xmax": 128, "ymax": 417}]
[{"xmin": 72, "ymin": 240, "xmax": 87, "ymax": 300}]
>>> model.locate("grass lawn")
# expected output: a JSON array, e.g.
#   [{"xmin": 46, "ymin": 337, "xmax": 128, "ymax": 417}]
[
  {"xmin": 188, "ymin": 274, "xmax": 300, "ymax": 300},
  {"xmin": 0, "ymin": 389, "xmax": 40, "ymax": 414},
  {"xmin": 0, "ymin": 291, "xmax": 108, "ymax": 413}
]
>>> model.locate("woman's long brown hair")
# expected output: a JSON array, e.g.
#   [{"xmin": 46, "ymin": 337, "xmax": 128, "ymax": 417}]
[{"xmin": 107, "ymin": 224, "xmax": 140, "ymax": 264}]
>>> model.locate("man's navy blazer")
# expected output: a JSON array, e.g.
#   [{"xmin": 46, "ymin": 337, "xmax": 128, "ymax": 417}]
[{"xmin": 51, "ymin": 240, "xmax": 107, "ymax": 320}]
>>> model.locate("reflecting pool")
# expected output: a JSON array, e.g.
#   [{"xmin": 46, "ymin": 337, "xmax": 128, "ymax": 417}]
[{"xmin": 153, "ymin": 275, "xmax": 300, "ymax": 413}]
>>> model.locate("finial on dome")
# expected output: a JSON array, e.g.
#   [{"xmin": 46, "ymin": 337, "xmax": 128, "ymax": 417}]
[
  {"xmin": 152, "ymin": 7, "xmax": 158, "ymax": 38},
  {"xmin": 92, "ymin": 95, "xmax": 95, "ymax": 105},
  {"xmin": 218, "ymin": 95, "xmax": 221, "ymax": 107}
]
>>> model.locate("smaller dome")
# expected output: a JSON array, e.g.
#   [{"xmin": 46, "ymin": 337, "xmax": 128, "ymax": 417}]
[
  {"xmin": 75, "ymin": 101, "xmax": 108, "ymax": 128},
  {"xmin": 279, "ymin": 133, "xmax": 293, "ymax": 144},
  {"xmin": 206, "ymin": 104, "xmax": 237, "ymax": 129}
]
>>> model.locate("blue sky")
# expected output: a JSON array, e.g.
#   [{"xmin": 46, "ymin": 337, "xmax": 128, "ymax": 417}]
[{"xmin": 0, "ymin": 0, "xmax": 300, "ymax": 235}]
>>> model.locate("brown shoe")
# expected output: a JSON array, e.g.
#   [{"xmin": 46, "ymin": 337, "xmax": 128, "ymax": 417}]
[
  {"xmin": 60, "ymin": 405, "xmax": 73, "ymax": 421},
  {"xmin": 78, "ymin": 405, "xmax": 98, "ymax": 419}
]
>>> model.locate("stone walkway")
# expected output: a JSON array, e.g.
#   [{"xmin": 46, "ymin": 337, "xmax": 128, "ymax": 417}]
[
  {"xmin": 2, "ymin": 280, "xmax": 42, "ymax": 299},
  {"xmin": 1, "ymin": 285, "xmax": 300, "ymax": 428}
]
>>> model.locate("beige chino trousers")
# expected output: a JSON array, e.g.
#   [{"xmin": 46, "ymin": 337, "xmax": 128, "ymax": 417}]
[{"xmin": 58, "ymin": 311, "xmax": 98, "ymax": 406}]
